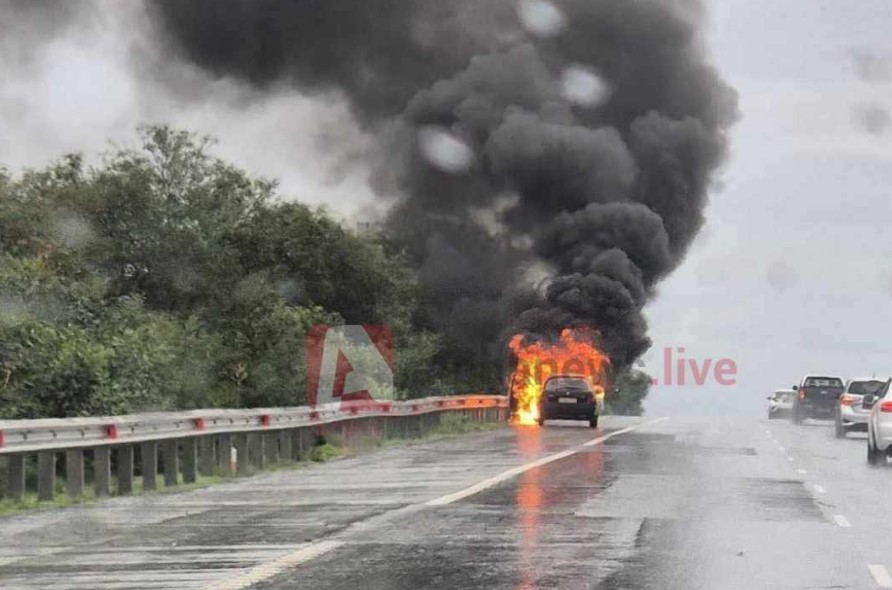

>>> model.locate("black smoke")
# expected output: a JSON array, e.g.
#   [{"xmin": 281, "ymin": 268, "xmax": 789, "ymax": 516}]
[{"xmin": 147, "ymin": 0, "xmax": 737, "ymax": 372}]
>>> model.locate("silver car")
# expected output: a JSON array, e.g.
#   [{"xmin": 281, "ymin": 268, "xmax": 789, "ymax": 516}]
[
  {"xmin": 767, "ymin": 389, "xmax": 795, "ymax": 419},
  {"xmin": 835, "ymin": 377, "xmax": 887, "ymax": 438},
  {"xmin": 867, "ymin": 378, "xmax": 892, "ymax": 465}
]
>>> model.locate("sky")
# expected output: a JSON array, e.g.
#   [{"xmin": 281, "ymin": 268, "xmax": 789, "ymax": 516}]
[{"xmin": 1, "ymin": 0, "xmax": 890, "ymax": 416}]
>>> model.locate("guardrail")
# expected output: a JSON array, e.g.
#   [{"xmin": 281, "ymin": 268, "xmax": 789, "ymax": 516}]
[{"xmin": 0, "ymin": 395, "xmax": 508, "ymax": 504}]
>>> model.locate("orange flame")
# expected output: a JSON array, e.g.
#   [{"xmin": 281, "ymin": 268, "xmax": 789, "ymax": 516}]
[{"xmin": 508, "ymin": 328, "xmax": 609, "ymax": 425}]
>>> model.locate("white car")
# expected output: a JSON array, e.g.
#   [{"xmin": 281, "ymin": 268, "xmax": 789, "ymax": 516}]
[
  {"xmin": 866, "ymin": 378, "xmax": 892, "ymax": 465},
  {"xmin": 835, "ymin": 377, "xmax": 887, "ymax": 438},
  {"xmin": 767, "ymin": 389, "xmax": 795, "ymax": 419}
]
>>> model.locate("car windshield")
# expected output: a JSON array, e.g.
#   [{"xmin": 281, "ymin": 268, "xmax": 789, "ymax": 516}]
[
  {"xmin": 847, "ymin": 380, "xmax": 885, "ymax": 395},
  {"xmin": 545, "ymin": 378, "xmax": 591, "ymax": 392},
  {"xmin": 804, "ymin": 378, "xmax": 843, "ymax": 388}
]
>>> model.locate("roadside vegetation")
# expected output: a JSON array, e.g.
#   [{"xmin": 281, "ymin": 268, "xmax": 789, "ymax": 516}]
[{"xmin": 0, "ymin": 127, "xmax": 484, "ymax": 420}]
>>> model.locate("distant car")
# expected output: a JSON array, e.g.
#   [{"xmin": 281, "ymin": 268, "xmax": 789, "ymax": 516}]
[
  {"xmin": 791, "ymin": 375, "xmax": 845, "ymax": 423},
  {"xmin": 867, "ymin": 378, "xmax": 892, "ymax": 466},
  {"xmin": 538, "ymin": 375, "xmax": 599, "ymax": 428},
  {"xmin": 835, "ymin": 377, "xmax": 887, "ymax": 438},
  {"xmin": 767, "ymin": 389, "xmax": 795, "ymax": 419}
]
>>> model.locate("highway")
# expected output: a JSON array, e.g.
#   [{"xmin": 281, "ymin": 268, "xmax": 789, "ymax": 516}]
[{"xmin": 1, "ymin": 416, "xmax": 891, "ymax": 589}]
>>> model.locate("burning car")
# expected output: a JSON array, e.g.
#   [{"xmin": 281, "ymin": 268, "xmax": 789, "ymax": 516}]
[
  {"xmin": 538, "ymin": 375, "xmax": 600, "ymax": 427},
  {"xmin": 507, "ymin": 328, "xmax": 608, "ymax": 426}
]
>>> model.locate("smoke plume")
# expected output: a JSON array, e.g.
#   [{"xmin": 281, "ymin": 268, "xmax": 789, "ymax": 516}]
[{"xmin": 147, "ymin": 0, "xmax": 737, "ymax": 370}]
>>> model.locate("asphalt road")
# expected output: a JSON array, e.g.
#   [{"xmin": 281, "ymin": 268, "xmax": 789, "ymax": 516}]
[{"xmin": 1, "ymin": 415, "xmax": 891, "ymax": 589}]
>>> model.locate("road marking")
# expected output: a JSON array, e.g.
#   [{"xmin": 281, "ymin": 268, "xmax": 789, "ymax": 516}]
[
  {"xmin": 812, "ymin": 484, "xmax": 825, "ymax": 494},
  {"xmin": 833, "ymin": 514, "xmax": 852, "ymax": 528},
  {"xmin": 204, "ymin": 540, "xmax": 343, "ymax": 590},
  {"xmin": 202, "ymin": 418, "xmax": 667, "ymax": 589},
  {"xmin": 778, "ymin": 446, "xmax": 785, "ymax": 452},
  {"xmin": 787, "ymin": 456, "xmax": 795, "ymax": 462},
  {"xmin": 869, "ymin": 565, "xmax": 892, "ymax": 588},
  {"xmin": 427, "ymin": 418, "xmax": 669, "ymax": 507},
  {"xmin": 797, "ymin": 468, "xmax": 807, "ymax": 475}
]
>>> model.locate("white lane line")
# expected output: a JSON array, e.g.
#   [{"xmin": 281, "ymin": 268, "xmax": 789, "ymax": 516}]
[
  {"xmin": 797, "ymin": 468, "xmax": 807, "ymax": 475},
  {"xmin": 833, "ymin": 514, "xmax": 852, "ymax": 528},
  {"xmin": 812, "ymin": 484, "xmax": 825, "ymax": 494},
  {"xmin": 778, "ymin": 446, "xmax": 785, "ymax": 452},
  {"xmin": 787, "ymin": 456, "xmax": 795, "ymax": 462},
  {"xmin": 427, "ymin": 418, "xmax": 669, "ymax": 506},
  {"xmin": 203, "ymin": 418, "xmax": 668, "ymax": 589},
  {"xmin": 204, "ymin": 540, "xmax": 344, "ymax": 590},
  {"xmin": 869, "ymin": 565, "xmax": 892, "ymax": 588}
]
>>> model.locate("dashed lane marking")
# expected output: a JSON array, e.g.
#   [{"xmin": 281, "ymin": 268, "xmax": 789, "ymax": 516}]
[
  {"xmin": 869, "ymin": 565, "xmax": 892, "ymax": 588},
  {"xmin": 833, "ymin": 514, "xmax": 852, "ymax": 528}
]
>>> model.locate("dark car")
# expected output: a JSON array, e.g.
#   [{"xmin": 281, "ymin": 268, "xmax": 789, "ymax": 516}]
[
  {"xmin": 538, "ymin": 375, "xmax": 599, "ymax": 428},
  {"xmin": 791, "ymin": 375, "xmax": 845, "ymax": 423}
]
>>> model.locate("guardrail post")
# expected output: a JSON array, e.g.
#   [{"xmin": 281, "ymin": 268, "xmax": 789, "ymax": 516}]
[
  {"xmin": 248, "ymin": 433, "xmax": 266, "ymax": 470},
  {"xmin": 65, "ymin": 449, "xmax": 85, "ymax": 499},
  {"xmin": 265, "ymin": 432, "xmax": 279, "ymax": 464},
  {"xmin": 37, "ymin": 451, "xmax": 55, "ymax": 502},
  {"xmin": 279, "ymin": 429, "xmax": 293, "ymax": 463},
  {"xmin": 162, "ymin": 439, "xmax": 179, "ymax": 487},
  {"xmin": 182, "ymin": 438, "xmax": 198, "ymax": 484},
  {"xmin": 94, "ymin": 446, "xmax": 111, "ymax": 497},
  {"xmin": 293, "ymin": 428, "xmax": 307, "ymax": 460},
  {"xmin": 117, "ymin": 445, "xmax": 134, "ymax": 495},
  {"xmin": 199, "ymin": 436, "xmax": 215, "ymax": 477},
  {"xmin": 6, "ymin": 454, "xmax": 26, "ymax": 502},
  {"xmin": 217, "ymin": 433, "xmax": 232, "ymax": 474},
  {"xmin": 235, "ymin": 433, "xmax": 249, "ymax": 475},
  {"xmin": 141, "ymin": 441, "xmax": 158, "ymax": 491}
]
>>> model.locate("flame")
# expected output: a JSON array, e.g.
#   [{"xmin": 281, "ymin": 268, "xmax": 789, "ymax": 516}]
[{"xmin": 508, "ymin": 328, "xmax": 609, "ymax": 425}]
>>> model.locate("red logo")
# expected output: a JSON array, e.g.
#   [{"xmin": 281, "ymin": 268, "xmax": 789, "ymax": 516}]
[{"xmin": 307, "ymin": 325, "xmax": 394, "ymax": 409}]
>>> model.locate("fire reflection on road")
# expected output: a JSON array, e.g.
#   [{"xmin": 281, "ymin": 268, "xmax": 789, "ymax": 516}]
[{"xmin": 513, "ymin": 425, "xmax": 605, "ymax": 589}]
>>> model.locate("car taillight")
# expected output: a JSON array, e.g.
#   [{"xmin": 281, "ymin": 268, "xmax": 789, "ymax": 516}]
[
  {"xmin": 840, "ymin": 394, "xmax": 857, "ymax": 406},
  {"xmin": 799, "ymin": 390, "xmax": 806, "ymax": 400},
  {"xmin": 879, "ymin": 401, "xmax": 892, "ymax": 413}
]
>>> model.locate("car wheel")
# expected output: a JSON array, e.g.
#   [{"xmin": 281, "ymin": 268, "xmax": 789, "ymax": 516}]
[
  {"xmin": 867, "ymin": 435, "xmax": 883, "ymax": 466},
  {"xmin": 537, "ymin": 416, "xmax": 545, "ymax": 427},
  {"xmin": 589, "ymin": 414, "xmax": 598, "ymax": 429},
  {"xmin": 768, "ymin": 411, "xmax": 775, "ymax": 420}
]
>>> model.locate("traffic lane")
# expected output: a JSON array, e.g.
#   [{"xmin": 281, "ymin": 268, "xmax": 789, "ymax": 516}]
[
  {"xmin": 256, "ymin": 417, "xmax": 879, "ymax": 590},
  {"xmin": 0, "ymin": 419, "xmax": 640, "ymax": 589},
  {"xmin": 766, "ymin": 416, "xmax": 892, "ymax": 583}
]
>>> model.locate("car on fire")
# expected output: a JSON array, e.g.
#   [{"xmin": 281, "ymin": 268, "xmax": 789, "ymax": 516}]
[
  {"xmin": 538, "ymin": 375, "xmax": 599, "ymax": 428},
  {"xmin": 767, "ymin": 389, "xmax": 795, "ymax": 419},
  {"xmin": 791, "ymin": 375, "xmax": 845, "ymax": 424},
  {"xmin": 835, "ymin": 377, "xmax": 887, "ymax": 438}
]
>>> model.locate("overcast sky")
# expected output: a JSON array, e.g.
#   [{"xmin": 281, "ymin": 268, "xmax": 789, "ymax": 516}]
[{"xmin": 1, "ymin": 1, "xmax": 890, "ymax": 416}]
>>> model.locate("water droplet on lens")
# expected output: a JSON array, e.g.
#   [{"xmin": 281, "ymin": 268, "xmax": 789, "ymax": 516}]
[
  {"xmin": 517, "ymin": 0, "xmax": 567, "ymax": 38},
  {"xmin": 417, "ymin": 126, "xmax": 474, "ymax": 174}
]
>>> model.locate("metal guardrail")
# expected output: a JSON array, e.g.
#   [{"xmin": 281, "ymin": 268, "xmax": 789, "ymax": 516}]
[{"xmin": 0, "ymin": 395, "xmax": 509, "ymax": 504}]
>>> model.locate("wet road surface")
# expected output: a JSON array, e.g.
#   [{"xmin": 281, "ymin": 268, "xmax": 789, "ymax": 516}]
[{"xmin": 1, "ymin": 415, "xmax": 891, "ymax": 589}]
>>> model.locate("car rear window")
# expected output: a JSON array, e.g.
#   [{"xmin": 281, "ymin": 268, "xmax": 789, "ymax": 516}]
[
  {"xmin": 847, "ymin": 380, "xmax": 886, "ymax": 395},
  {"xmin": 545, "ymin": 377, "xmax": 590, "ymax": 392},
  {"xmin": 804, "ymin": 377, "xmax": 843, "ymax": 388}
]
